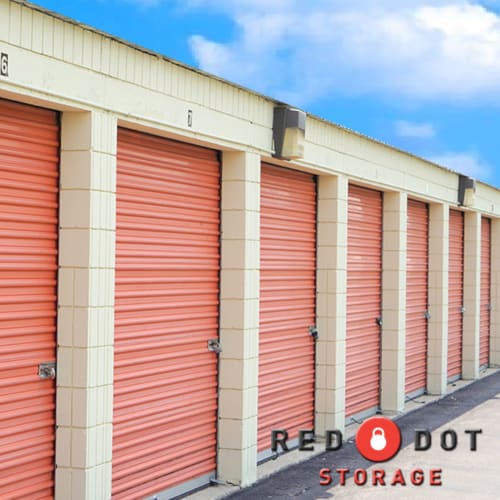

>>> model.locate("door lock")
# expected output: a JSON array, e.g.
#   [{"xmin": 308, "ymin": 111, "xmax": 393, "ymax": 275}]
[
  {"xmin": 309, "ymin": 326, "xmax": 319, "ymax": 340},
  {"xmin": 38, "ymin": 361, "xmax": 56, "ymax": 380},
  {"xmin": 208, "ymin": 339, "xmax": 222, "ymax": 353}
]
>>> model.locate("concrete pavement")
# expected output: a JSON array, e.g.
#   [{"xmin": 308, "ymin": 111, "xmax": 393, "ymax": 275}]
[
  {"xmin": 319, "ymin": 390, "xmax": 500, "ymax": 499},
  {"xmin": 184, "ymin": 369, "xmax": 500, "ymax": 500}
]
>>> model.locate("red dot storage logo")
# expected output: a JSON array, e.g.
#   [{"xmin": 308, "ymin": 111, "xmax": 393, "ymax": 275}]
[
  {"xmin": 355, "ymin": 417, "xmax": 402, "ymax": 462},
  {"xmin": 271, "ymin": 417, "xmax": 483, "ymax": 489}
]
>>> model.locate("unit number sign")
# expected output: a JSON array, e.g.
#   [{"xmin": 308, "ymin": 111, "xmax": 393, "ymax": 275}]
[{"xmin": 1, "ymin": 53, "xmax": 8, "ymax": 77}]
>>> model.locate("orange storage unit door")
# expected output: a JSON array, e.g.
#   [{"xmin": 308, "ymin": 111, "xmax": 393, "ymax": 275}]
[
  {"xmin": 346, "ymin": 185, "xmax": 382, "ymax": 418},
  {"xmin": 480, "ymin": 217, "xmax": 491, "ymax": 368},
  {"xmin": 113, "ymin": 129, "xmax": 220, "ymax": 499},
  {"xmin": 405, "ymin": 199, "xmax": 429, "ymax": 395},
  {"xmin": 258, "ymin": 164, "xmax": 316, "ymax": 453},
  {"xmin": 448, "ymin": 209, "xmax": 464, "ymax": 381},
  {"xmin": 0, "ymin": 99, "xmax": 59, "ymax": 498}
]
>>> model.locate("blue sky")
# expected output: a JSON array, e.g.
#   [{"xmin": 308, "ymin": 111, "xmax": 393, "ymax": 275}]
[{"xmin": 34, "ymin": 0, "xmax": 500, "ymax": 187}]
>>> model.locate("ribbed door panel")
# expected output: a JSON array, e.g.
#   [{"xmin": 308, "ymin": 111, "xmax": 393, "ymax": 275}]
[
  {"xmin": 346, "ymin": 185, "xmax": 382, "ymax": 417},
  {"xmin": 113, "ymin": 129, "xmax": 220, "ymax": 499},
  {"xmin": 0, "ymin": 99, "xmax": 59, "ymax": 498},
  {"xmin": 480, "ymin": 218, "xmax": 491, "ymax": 368},
  {"xmin": 405, "ymin": 200, "xmax": 429, "ymax": 395},
  {"xmin": 448, "ymin": 210, "xmax": 464, "ymax": 380},
  {"xmin": 258, "ymin": 164, "xmax": 316, "ymax": 452}
]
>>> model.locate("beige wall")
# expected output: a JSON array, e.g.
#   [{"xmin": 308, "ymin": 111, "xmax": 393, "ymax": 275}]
[
  {"xmin": 315, "ymin": 175, "xmax": 348, "ymax": 434},
  {"xmin": 490, "ymin": 219, "xmax": 500, "ymax": 366},
  {"xmin": 1, "ymin": 0, "xmax": 499, "ymax": 214},
  {"xmin": 56, "ymin": 111, "xmax": 116, "ymax": 500},
  {"xmin": 463, "ymin": 211, "xmax": 481, "ymax": 379},
  {"xmin": 218, "ymin": 151, "xmax": 260, "ymax": 486},
  {"xmin": 380, "ymin": 192, "xmax": 407, "ymax": 413},
  {"xmin": 427, "ymin": 204, "xmax": 449, "ymax": 395}
]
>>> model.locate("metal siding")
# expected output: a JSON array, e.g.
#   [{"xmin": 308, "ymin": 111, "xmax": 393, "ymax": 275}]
[
  {"xmin": 258, "ymin": 164, "xmax": 316, "ymax": 452},
  {"xmin": 0, "ymin": 99, "xmax": 59, "ymax": 498},
  {"xmin": 480, "ymin": 218, "xmax": 491, "ymax": 367},
  {"xmin": 405, "ymin": 200, "xmax": 429, "ymax": 394},
  {"xmin": 113, "ymin": 129, "xmax": 220, "ymax": 499},
  {"xmin": 346, "ymin": 185, "xmax": 382, "ymax": 418},
  {"xmin": 448, "ymin": 209, "xmax": 464, "ymax": 380}
]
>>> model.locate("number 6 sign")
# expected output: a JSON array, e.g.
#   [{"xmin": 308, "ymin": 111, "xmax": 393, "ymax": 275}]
[{"xmin": 1, "ymin": 53, "xmax": 8, "ymax": 76}]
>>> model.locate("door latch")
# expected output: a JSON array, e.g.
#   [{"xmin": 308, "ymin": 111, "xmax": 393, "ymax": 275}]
[
  {"xmin": 376, "ymin": 317, "xmax": 383, "ymax": 327},
  {"xmin": 424, "ymin": 310, "xmax": 431, "ymax": 320},
  {"xmin": 38, "ymin": 361, "xmax": 56, "ymax": 380},
  {"xmin": 460, "ymin": 307, "xmax": 466, "ymax": 314},
  {"xmin": 208, "ymin": 339, "xmax": 222, "ymax": 353},
  {"xmin": 309, "ymin": 326, "xmax": 319, "ymax": 340}
]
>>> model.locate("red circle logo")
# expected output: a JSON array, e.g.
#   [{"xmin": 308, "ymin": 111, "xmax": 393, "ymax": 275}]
[{"xmin": 355, "ymin": 417, "xmax": 401, "ymax": 462}]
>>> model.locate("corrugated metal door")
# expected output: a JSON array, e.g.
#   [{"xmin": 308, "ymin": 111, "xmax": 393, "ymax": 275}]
[
  {"xmin": 258, "ymin": 164, "xmax": 316, "ymax": 453},
  {"xmin": 448, "ymin": 209, "xmax": 464, "ymax": 381},
  {"xmin": 480, "ymin": 217, "xmax": 491, "ymax": 368},
  {"xmin": 0, "ymin": 99, "xmax": 59, "ymax": 498},
  {"xmin": 346, "ymin": 185, "xmax": 382, "ymax": 418},
  {"xmin": 113, "ymin": 129, "xmax": 220, "ymax": 499},
  {"xmin": 405, "ymin": 200, "xmax": 429, "ymax": 395}
]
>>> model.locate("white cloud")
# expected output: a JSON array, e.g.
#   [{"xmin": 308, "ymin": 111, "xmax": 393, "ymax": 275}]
[
  {"xmin": 428, "ymin": 152, "xmax": 492, "ymax": 180},
  {"xmin": 395, "ymin": 121, "xmax": 436, "ymax": 138},
  {"xmin": 185, "ymin": 1, "xmax": 500, "ymax": 104}
]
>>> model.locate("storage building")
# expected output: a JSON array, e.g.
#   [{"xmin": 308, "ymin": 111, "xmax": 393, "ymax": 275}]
[{"xmin": 0, "ymin": 0, "xmax": 499, "ymax": 498}]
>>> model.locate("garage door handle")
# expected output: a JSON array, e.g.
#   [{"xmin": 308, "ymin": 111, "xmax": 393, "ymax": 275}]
[
  {"xmin": 309, "ymin": 326, "xmax": 319, "ymax": 340},
  {"xmin": 38, "ymin": 361, "xmax": 56, "ymax": 380},
  {"xmin": 208, "ymin": 339, "xmax": 222, "ymax": 353}
]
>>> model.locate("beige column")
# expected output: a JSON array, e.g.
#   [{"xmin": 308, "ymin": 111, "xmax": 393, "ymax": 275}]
[
  {"xmin": 315, "ymin": 175, "xmax": 348, "ymax": 435},
  {"xmin": 427, "ymin": 204, "xmax": 449, "ymax": 395},
  {"xmin": 380, "ymin": 192, "xmax": 407, "ymax": 414},
  {"xmin": 462, "ymin": 211, "xmax": 481, "ymax": 379},
  {"xmin": 55, "ymin": 111, "xmax": 117, "ymax": 499},
  {"xmin": 490, "ymin": 219, "xmax": 500, "ymax": 365},
  {"xmin": 217, "ymin": 151, "xmax": 260, "ymax": 487}
]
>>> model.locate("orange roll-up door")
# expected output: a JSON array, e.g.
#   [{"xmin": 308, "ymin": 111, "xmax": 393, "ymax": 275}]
[
  {"xmin": 113, "ymin": 129, "xmax": 220, "ymax": 499},
  {"xmin": 346, "ymin": 185, "xmax": 382, "ymax": 418},
  {"xmin": 405, "ymin": 200, "xmax": 429, "ymax": 395},
  {"xmin": 480, "ymin": 217, "xmax": 491, "ymax": 368},
  {"xmin": 448, "ymin": 209, "xmax": 464, "ymax": 381},
  {"xmin": 258, "ymin": 164, "xmax": 316, "ymax": 453},
  {"xmin": 0, "ymin": 99, "xmax": 59, "ymax": 498}
]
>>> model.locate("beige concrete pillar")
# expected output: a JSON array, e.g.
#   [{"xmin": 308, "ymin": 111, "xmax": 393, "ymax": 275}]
[
  {"xmin": 462, "ymin": 211, "xmax": 481, "ymax": 379},
  {"xmin": 315, "ymin": 175, "xmax": 348, "ymax": 435},
  {"xmin": 490, "ymin": 218, "xmax": 500, "ymax": 366},
  {"xmin": 427, "ymin": 204, "xmax": 449, "ymax": 395},
  {"xmin": 56, "ymin": 111, "xmax": 117, "ymax": 500},
  {"xmin": 380, "ymin": 192, "xmax": 407, "ymax": 414},
  {"xmin": 217, "ymin": 151, "xmax": 260, "ymax": 487}
]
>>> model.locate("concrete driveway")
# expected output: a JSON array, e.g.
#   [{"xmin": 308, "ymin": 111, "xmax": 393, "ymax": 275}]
[
  {"xmin": 320, "ymin": 393, "xmax": 500, "ymax": 499},
  {"xmin": 218, "ymin": 370, "xmax": 500, "ymax": 500}
]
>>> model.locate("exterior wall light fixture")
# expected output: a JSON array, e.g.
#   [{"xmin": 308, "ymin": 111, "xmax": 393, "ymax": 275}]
[
  {"xmin": 272, "ymin": 106, "xmax": 306, "ymax": 160},
  {"xmin": 458, "ymin": 174, "xmax": 476, "ymax": 207}
]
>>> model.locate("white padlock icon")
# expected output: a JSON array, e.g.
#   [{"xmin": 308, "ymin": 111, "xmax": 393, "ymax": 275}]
[{"xmin": 370, "ymin": 427, "xmax": 387, "ymax": 451}]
